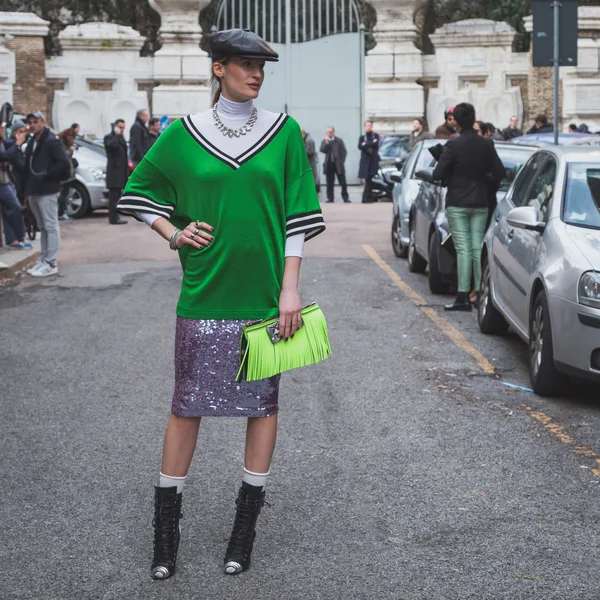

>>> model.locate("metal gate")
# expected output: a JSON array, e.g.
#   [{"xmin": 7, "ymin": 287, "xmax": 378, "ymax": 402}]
[{"xmin": 214, "ymin": 0, "xmax": 364, "ymax": 184}]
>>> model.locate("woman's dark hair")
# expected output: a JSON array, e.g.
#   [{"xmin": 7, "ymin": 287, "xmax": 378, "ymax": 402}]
[
  {"xmin": 415, "ymin": 117, "xmax": 427, "ymax": 130},
  {"xmin": 485, "ymin": 122, "xmax": 496, "ymax": 134},
  {"xmin": 568, "ymin": 123, "xmax": 578, "ymax": 131},
  {"xmin": 535, "ymin": 114, "xmax": 548, "ymax": 126},
  {"xmin": 149, "ymin": 117, "xmax": 160, "ymax": 127},
  {"xmin": 453, "ymin": 103, "xmax": 476, "ymax": 130},
  {"xmin": 476, "ymin": 120, "xmax": 488, "ymax": 135},
  {"xmin": 211, "ymin": 56, "xmax": 232, "ymax": 105}
]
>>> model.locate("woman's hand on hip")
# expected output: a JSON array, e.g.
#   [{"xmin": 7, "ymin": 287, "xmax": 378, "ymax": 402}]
[
  {"xmin": 278, "ymin": 288, "xmax": 302, "ymax": 340},
  {"xmin": 176, "ymin": 221, "xmax": 214, "ymax": 250}
]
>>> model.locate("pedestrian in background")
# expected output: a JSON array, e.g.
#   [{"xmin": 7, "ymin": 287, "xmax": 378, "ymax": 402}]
[
  {"xmin": 57, "ymin": 122, "xmax": 80, "ymax": 222},
  {"xmin": 22, "ymin": 110, "xmax": 70, "ymax": 277},
  {"xmin": 148, "ymin": 117, "xmax": 161, "ymax": 148},
  {"xmin": 485, "ymin": 122, "xmax": 505, "ymax": 141},
  {"xmin": 407, "ymin": 117, "xmax": 432, "ymax": 151},
  {"xmin": 104, "ymin": 119, "xmax": 129, "ymax": 225},
  {"xmin": 129, "ymin": 108, "xmax": 151, "ymax": 168},
  {"xmin": 435, "ymin": 107, "xmax": 458, "ymax": 139},
  {"xmin": 320, "ymin": 126, "xmax": 349, "ymax": 203},
  {"xmin": 432, "ymin": 102, "xmax": 504, "ymax": 312},
  {"xmin": 474, "ymin": 121, "xmax": 488, "ymax": 137},
  {"xmin": 502, "ymin": 116, "xmax": 522, "ymax": 140},
  {"xmin": 568, "ymin": 123, "xmax": 578, "ymax": 132},
  {"xmin": 358, "ymin": 120, "xmax": 380, "ymax": 204},
  {"xmin": 527, "ymin": 114, "xmax": 554, "ymax": 134},
  {"xmin": 0, "ymin": 122, "xmax": 30, "ymax": 250},
  {"xmin": 302, "ymin": 128, "xmax": 319, "ymax": 191}
]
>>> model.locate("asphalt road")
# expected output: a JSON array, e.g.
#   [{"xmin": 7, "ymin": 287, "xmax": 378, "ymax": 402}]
[{"xmin": 1, "ymin": 193, "xmax": 600, "ymax": 600}]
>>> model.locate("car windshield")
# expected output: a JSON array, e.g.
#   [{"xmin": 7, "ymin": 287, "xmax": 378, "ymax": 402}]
[
  {"xmin": 414, "ymin": 146, "xmax": 435, "ymax": 174},
  {"xmin": 496, "ymin": 146, "xmax": 535, "ymax": 191},
  {"xmin": 75, "ymin": 137, "xmax": 106, "ymax": 155},
  {"xmin": 379, "ymin": 136, "xmax": 409, "ymax": 158},
  {"xmin": 563, "ymin": 163, "xmax": 600, "ymax": 229}
]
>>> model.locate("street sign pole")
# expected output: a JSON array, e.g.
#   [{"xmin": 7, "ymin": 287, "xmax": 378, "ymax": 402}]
[{"xmin": 553, "ymin": 0, "xmax": 560, "ymax": 145}]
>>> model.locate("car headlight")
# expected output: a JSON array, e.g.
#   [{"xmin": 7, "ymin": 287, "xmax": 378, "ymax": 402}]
[
  {"xmin": 578, "ymin": 271, "xmax": 600, "ymax": 308},
  {"xmin": 88, "ymin": 167, "xmax": 105, "ymax": 180}
]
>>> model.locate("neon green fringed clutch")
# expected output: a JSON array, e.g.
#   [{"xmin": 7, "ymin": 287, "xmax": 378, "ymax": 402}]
[{"xmin": 236, "ymin": 303, "xmax": 332, "ymax": 382}]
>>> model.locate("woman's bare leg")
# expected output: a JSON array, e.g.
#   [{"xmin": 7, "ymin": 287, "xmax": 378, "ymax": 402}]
[
  {"xmin": 160, "ymin": 414, "xmax": 201, "ymax": 477},
  {"xmin": 244, "ymin": 414, "xmax": 278, "ymax": 473}
]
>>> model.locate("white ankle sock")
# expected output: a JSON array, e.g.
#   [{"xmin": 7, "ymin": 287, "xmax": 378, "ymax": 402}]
[
  {"xmin": 159, "ymin": 472, "xmax": 187, "ymax": 494},
  {"xmin": 242, "ymin": 467, "xmax": 269, "ymax": 489}
]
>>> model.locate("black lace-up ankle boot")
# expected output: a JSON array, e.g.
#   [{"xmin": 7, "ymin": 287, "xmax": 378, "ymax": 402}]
[
  {"xmin": 151, "ymin": 486, "xmax": 183, "ymax": 580},
  {"xmin": 223, "ymin": 482, "xmax": 266, "ymax": 575}
]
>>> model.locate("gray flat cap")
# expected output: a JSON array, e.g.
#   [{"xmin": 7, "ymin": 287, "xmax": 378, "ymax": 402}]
[{"xmin": 209, "ymin": 29, "xmax": 279, "ymax": 62}]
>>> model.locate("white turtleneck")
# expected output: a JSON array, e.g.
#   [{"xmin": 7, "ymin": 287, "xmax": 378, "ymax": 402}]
[{"xmin": 137, "ymin": 95, "xmax": 305, "ymax": 258}]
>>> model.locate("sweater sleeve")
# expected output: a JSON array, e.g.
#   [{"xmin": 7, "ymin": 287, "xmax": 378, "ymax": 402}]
[
  {"xmin": 117, "ymin": 154, "xmax": 177, "ymax": 222},
  {"xmin": 284, "ymin": 119, "xmax": 325, "ymax": 241}
]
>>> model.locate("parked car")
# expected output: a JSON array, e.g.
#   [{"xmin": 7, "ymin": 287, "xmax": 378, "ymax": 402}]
[
  {"xmin": 407, "ymin": 143, "xmax": 537, "ymax": 294},
  {"xmin": 478, "ymin": 146, "xmax": 600, "ymax": 395},
  {"xmin": 510, "ymin": 133, "xmax": 600, "ymax": 147},
  {"xmin": 371, "ymin": 134, "xmax": 410, "ymax": 200},
  {"xmin": 66, "ymin": 137, "xmax": 110, "ymax": 218},
  {"xmin": 390, "ymin": 139, "xmax": 447, "ymax": 258}
]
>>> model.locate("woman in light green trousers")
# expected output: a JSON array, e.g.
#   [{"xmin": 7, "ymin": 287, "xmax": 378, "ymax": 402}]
[{"xmin": 432, "ymin": 102, "xmax": 505, "ymax": 311}]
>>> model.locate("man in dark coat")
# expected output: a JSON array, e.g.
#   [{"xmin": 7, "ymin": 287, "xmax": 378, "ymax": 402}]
[
  {"xmin": 432, "ymin": 102, "xmax": 505, "ymax": 312},
  {"xmin": 358, "ymin": 120, "xmax": 381, "ymax": 203},
  {"xmin": 526, "ymin": 114, "xmax": 554, "ymax": 135},
  {"xmin": 502, "ymin": 115, "xmax": 523, "ymax": 140},
  {"xmin": 21, "ymin": 110, "xmax": 70, "ymax": 276},
  {"xmin": 129, "ymin": 108, "xmax": 151, "ymax": 168},
  {"xmin": 302, "ymin": 129, "xmax": 319, "ymax": 191},
  {"xmin": 104, "ymin": 119, "xmax": 129, "ymax": 225},
  {"xmin": 320, "ymin": 127, "xmax": 349, "ymax": 203}
]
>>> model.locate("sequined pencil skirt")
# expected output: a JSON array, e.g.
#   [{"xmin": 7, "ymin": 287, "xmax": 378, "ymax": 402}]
[{"xmin": 171, "ymin": 317, "xmax": 280, "ymax": 418}]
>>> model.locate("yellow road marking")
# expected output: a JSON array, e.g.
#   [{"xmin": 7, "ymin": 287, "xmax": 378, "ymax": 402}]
[
  {"xmin": 363, "ymin": 243, "xmax": 600, "ymax": 478},
  {"xmin": 362, "ymin": 244, "xmax": 495, "ymax": 374}
]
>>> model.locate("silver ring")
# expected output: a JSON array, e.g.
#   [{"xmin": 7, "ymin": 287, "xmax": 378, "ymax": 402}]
[
  {"xmin": 194, "ymin": 228, "xmax": 200, "ymax": 235},
  {"xmin": 190, "ymin": 233, "xmax": 196, "ymax": 240}
]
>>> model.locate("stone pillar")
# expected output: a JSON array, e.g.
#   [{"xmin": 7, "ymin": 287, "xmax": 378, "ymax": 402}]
[
  {"xmin": 428, "ymin": 19, "xmax": 526, "ymax": 132},
  {"xmin": 46, "ymin": 22, "xmax": 154, "ymax": 136},
  {"xmin": 0, "ymin": 34, "xmax": 16, "ymax": 108},
  {"xmin": 148, "ymin": 0, "xmax": 213, "ymax": 117},
  {"xmin": 544, "ymin": 7, "xmax": 600, "ymax": 132},
  {"xmin": 0, "ymin": 12, "xmax": 49, "ymax": 117},
  {"xmin": 365, "ymin": 0, "xmax": 424, "ymax": 133}
]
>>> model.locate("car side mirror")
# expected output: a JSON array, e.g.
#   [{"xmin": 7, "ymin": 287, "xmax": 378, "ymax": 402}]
[
  {"xmin": 395, "ymin": 157, "xmax": 405, "ymax": 171},
  {"xmin": 507, "ymin": 206, "xmax": 545, "ymax": 233},
  {"xmin": 415, "ymin": 168, "xmax": 435, "ymax": 184},
  {"xmin": 389, "ymin": 171, "xmax": 402, "ymax": 183}
]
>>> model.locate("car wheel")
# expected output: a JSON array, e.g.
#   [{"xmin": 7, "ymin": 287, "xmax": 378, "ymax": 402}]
[
  {"xmin": 478, "ymin": 257, "xmax": 509, "ymax": 334},
  {"xmin": 408, "ymin": 218, "xmax": 427, "ymax": 273},
  {"xmin": 528, "ymin": 290, "xmax": 568, "ymax": 396},
  {"xmin": 67, "ymin": 180, "xmax": 91, "ymax": 219},
  {"xmin": 428, "ymin": 231, "xmax": 451, "ymax": 294},
  {"xmin": 391, "ymin": 214, "xmax": 408, "ymax": 258}
]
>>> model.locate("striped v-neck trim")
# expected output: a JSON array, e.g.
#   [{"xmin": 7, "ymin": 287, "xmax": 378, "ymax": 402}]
[{"xmin": 181, "ymin": 112, "xmax": 289, "ymax": 171}]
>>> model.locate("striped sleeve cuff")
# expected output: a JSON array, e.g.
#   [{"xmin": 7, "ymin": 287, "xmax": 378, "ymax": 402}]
[
  {"xmin": 117, "ymin": 193, "xmax": 175, "ymax": 222},
  {"xmin": 286, "ymin": 210, "xmax": 326, "ymax": 241}
]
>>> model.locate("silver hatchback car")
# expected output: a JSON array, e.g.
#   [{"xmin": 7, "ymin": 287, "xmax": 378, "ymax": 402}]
[{"xmin": 478, "ymin": 147, "xmax": 600, "ymax": 395}]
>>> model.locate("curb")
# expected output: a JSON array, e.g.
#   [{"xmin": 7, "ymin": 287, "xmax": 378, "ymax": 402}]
[{"xmin": 0, "ymin": 250, "xmax": 41, "ymax": 280}]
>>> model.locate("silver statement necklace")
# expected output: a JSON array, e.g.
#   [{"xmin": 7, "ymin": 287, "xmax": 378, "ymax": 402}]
[{"xmin": 212, "ymin": 104, "xmax": 258, "ymax": 138}]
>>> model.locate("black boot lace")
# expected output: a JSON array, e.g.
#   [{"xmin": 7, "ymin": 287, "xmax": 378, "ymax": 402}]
[{"xmin": 153, "ymin": 500, "xmax": 182, "ymax": 563}]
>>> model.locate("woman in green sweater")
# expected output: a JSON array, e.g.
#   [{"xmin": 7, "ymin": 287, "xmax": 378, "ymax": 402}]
[{"xmin": 118, "ymin": 29, "xmax": 325, "ymax": 580}]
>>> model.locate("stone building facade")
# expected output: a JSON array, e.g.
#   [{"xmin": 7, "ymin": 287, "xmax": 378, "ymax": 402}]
[{"xmin": 0, "ymin": 3, "xmax": 599, "ymax": 136}]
